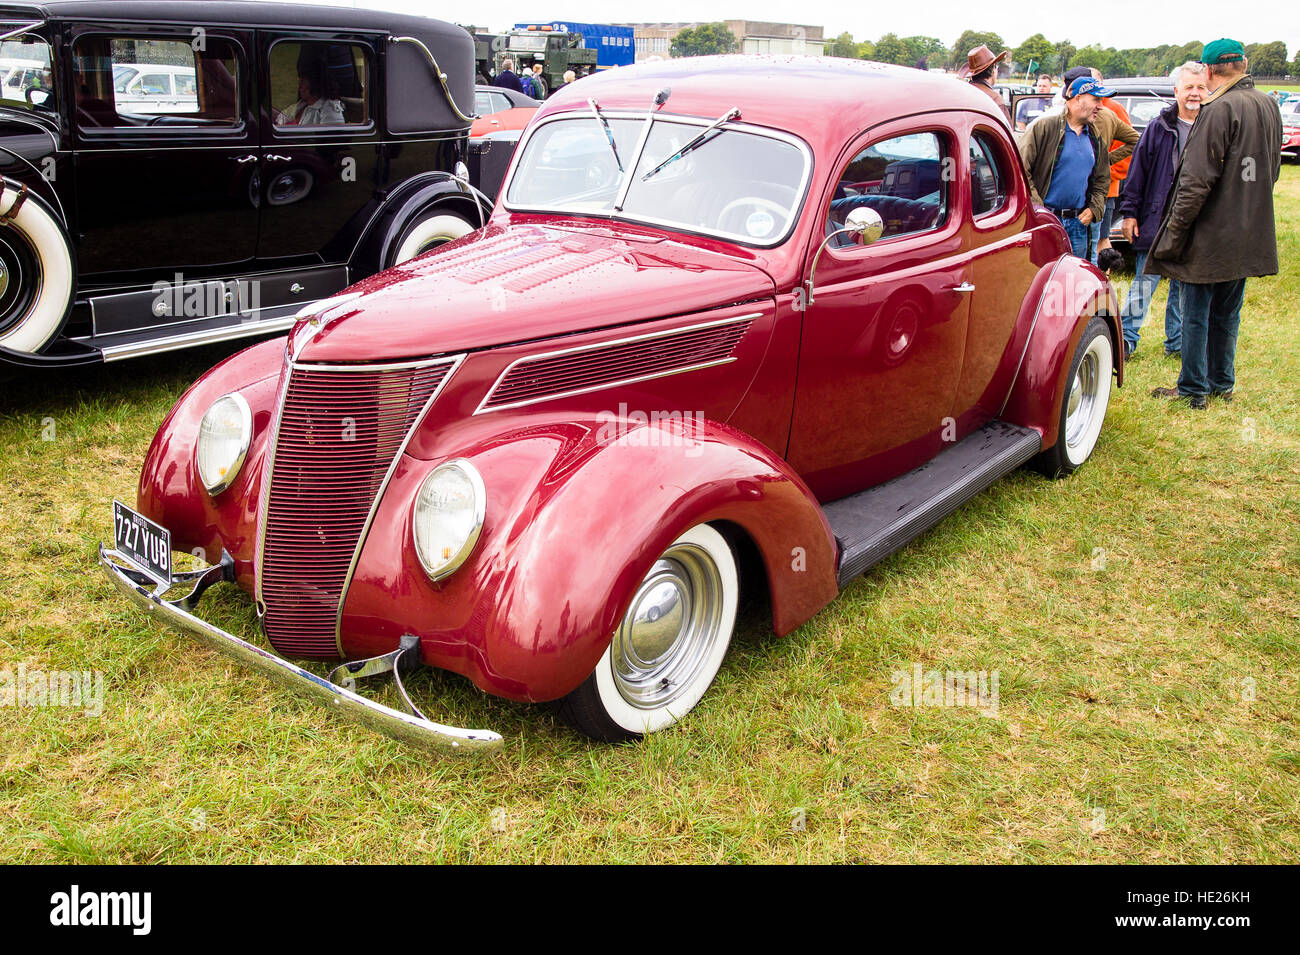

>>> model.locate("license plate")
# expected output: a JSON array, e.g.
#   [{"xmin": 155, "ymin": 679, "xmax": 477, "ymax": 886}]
[{"xmin": 112, "ymin": 500, "xmax": 171, "ymax": 586}]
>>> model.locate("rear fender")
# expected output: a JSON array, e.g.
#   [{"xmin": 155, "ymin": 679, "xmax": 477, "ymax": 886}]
[
  {"xmin": 341, "ymin": 415, "xmax": 839, "ymax": 702},
  {"xmin": 349, "ymin": 173, "xmax": 491, "ymax": 275},
  {"xmin": 1001, "ymin": 256, "xmax": 1121, "ymax": 449}
]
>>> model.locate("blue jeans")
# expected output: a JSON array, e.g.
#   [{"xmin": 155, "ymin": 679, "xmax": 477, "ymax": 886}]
[
  {"xmin": 1120, "ymin": 250, "xmax": 1183, "ymax": 354},
  {"xmin": 1088, "ymin": 198, "xmax": 1117, "ymax": 264},
  {"xmin": 1176, "ymin": 279, "xmax": 1245, "ymax": 396},
  {"xmin": 1061, "ymin": 216, "xmax": 1088, "ymax": 258}
]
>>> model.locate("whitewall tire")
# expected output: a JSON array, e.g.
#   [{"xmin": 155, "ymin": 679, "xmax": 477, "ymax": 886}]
[
  {"xmin": 560, "ymin": 524, "xmax": 739, "ymax": 742},
  {"xmin": 389, "ymin": 212, "xmax": 474, "ymax": 266},
  {"xmin": 1033, "ymin": 314, "xmax": 1114, "ymax": 477},
  {"xmin": 0, "ymin": 184, "xmax": 74, "ymax": 354}
]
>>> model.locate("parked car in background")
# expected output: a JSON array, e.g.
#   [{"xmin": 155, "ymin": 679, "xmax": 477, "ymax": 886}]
[
  {"xmin": 0, "ymin": 1, "xmax": 489, "ymax": 368},
  {"xmin": 471, "ymin": 83, "xmax": 538, "ymax": 136},
  {"xmin": 112, "ymin": 61, "xmax": 197, "ymax": 114},
  {"xmin": 102, "ymin": 55, "xmax": 1122, "ymax": 753},
  {"xmin": 1012, "ymin": 92, "xmax": 1051, "ymax": 132},
  {"xmin": 1100, "ymin": 76, "xmax": 1175, "ymax": 133},
  {"xmin": 1280, "ymin": 98, "xmax": 1299, "ymax": 161},
  {"xmin": 467, "ymin": 84, "xmax": 540, "ymax": 201}
]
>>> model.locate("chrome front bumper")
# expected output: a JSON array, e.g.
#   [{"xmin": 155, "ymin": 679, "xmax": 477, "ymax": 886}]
[{"xmin": 98, "ymin": 544, "xmax": 503, "ymax": 754}]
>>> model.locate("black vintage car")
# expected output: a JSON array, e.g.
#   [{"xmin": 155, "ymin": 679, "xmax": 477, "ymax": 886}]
[{"xmin": 0, "ymin": 1, "xmax": 490, "ymax": 367}]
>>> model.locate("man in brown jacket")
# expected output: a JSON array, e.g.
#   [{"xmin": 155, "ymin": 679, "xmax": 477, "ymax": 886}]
[
  {"xmin": 1017, "ymin": 76, "xmax": 1113, "ymax": 258},
  {"xmin": 958, "ymin": 44, "xmax": 1011, "ymax": 125},
  {"xmin": 1147, "ymin": 39, "xmax": 1281, "ymax": 408}
]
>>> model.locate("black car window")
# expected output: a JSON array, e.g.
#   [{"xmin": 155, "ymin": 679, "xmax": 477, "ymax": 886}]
[
  {"xmin": 969, "ymin": 131, "xmax": 1008, "ymax": 218},
  {"xmin": 270, "ymin": 40, "xmax": 368, "ymax": 127},
  {"xmin": 0, "ymin": 34, "xmax": 55, "ymax": 112},
  {"xmin": 72, "ymin": 35, "xmax": 239, "ymax": 127},
  {"xmin": 828, "ymin": 131, "xmax": 948, "ymax": 246}
]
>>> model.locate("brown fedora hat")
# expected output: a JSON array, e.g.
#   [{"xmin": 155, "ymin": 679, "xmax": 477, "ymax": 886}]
[{"xmin": 958, "ymin": 44, "xmax": 1009, "ymax": 78}]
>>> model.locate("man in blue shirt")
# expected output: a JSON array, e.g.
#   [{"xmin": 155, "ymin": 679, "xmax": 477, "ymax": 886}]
[{"xmin": 1018, "ymin": 76, "xmax": 1114, "ymax": 259}]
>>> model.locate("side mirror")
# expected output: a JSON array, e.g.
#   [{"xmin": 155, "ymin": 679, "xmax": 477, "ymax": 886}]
[
  {"xmin": 843, "ymin": 206, "xmax": 885, "ymax": 245},
  {"xmin": 804, "ymin": 206, "xmax": 886, "ymax": 306}
]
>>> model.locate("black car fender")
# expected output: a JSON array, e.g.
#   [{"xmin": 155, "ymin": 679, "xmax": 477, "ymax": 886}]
[{"xmin": 351, "ymin": 172, "xmax": 493, "ymax": 273}]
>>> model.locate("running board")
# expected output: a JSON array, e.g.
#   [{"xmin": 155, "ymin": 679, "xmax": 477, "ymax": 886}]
[{"xmin": 826, "ymin": 420, "xmax": 1042, "ymax": 588}]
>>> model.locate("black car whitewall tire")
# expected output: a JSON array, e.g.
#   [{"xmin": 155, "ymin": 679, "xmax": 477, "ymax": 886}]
[
  {"xmin": 0, "ymin": 184, "xmax": 74, "ymax": 354},
  {"xmin": 389, "ymin": 211, "xmax": 474, "ymax": 265},
  {"xmin": 559, "ymin": 524, "xmax": 739, "ymax": 742},
  {"xmin": 1033, "ymin": 314, "xmax": 1113, "ymax": 477}
]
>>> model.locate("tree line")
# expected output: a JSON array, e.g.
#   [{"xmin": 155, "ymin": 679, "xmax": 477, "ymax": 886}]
[{"xmin": 670, "ymin": 23, "xmax": 1298, "ymax": 78}]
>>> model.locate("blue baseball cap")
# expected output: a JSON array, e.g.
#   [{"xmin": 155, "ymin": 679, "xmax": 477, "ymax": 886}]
[{"xmin": 1066, "ymin": 76, "xmax": 1115, "ymax": 99}]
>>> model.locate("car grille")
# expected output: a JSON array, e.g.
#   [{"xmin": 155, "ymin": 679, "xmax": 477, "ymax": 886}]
[{"xmin": 259, "ymin": 358, "xmax": 456, "ymax": 658}]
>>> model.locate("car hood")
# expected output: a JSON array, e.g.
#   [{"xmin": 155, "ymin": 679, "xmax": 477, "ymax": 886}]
[{"xmin": 295, "ymin": 222, "xmax": 777, "ymax": 362}]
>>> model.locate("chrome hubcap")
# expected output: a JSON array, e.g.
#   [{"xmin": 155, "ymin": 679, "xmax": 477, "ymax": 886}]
[
  {"xmin": 1065, "ymin": 351, "xmax": 1098, "ymax": 450},
  {"xmin": 610, "ymin": 544, "xmax": 725, "ymax": 709}
]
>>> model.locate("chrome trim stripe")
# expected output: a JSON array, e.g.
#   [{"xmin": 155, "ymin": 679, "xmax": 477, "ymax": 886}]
[
  {"xmin": 503, "ymin": 110, "xmax": 814, "ymax": 249},
  {"xmin": 98, "ymin": 315, "xmax": 300, "ymax": 362},
  {"xmin": 332, "ymin": 353, "xmax": 464, "ymax": 655},
  {"xmin": 99, "ymin": 545, "xmax": 502, "ymax": 753},
  {"xmin": 998, "ymin": 251, "xmax": 1064, "ymax": 418},
  {"xmin": 254, "ymin": 345, "xmax": 293, "ymax": 616},
  {"xmin": 73, "ymin": 136, "xmax": 458, "ymax": 153},
  {"xmin": 290, "ymin": 357, "xmax": 455, "ymax": 372},
  {"xmin": 474, "ymin": 312, "xmax": 759, "ymax": 415}
]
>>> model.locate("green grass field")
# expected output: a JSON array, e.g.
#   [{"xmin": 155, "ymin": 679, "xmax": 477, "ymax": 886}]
[{"xmin": 1, "ymin": 168, "xmax": 1297, "ymax": 865}]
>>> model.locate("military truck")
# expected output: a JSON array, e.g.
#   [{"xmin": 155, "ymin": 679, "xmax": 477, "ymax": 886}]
[{"xmin": 473, "ymin": 26, "xmax": 596, "ymax": 98}]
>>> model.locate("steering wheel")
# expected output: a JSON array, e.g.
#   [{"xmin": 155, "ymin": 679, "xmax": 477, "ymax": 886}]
[{"xmin": 717, "ymin": 196, "xmax": 788, "ymax": 238}]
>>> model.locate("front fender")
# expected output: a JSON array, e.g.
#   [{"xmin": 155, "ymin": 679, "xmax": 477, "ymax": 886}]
[
  {"xmin": 340, "ymin": 415, "xmax": 838, "ymax": 702},
  {"xmin": 1001, "ymin": 256, "xmax": 1121, "ymax": 449},
  {"xmin": 136, "ymin": 336, "xmax": 287, "ymax": 585}
]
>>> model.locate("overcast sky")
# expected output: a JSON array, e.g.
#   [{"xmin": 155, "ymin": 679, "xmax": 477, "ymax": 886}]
[{"xmin": 272, "ymin": 0, "xmax": 1300, "ymax": 58}]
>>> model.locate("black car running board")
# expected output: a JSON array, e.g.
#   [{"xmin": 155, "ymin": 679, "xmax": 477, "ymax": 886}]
[{"xmin": 826, "ymin": 420, "xmax": 1042, "ymax": 588}]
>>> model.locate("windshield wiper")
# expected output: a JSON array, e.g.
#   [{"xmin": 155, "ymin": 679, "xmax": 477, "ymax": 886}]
[
  {"xmin": 640, "ymin": 106, "xmax": 740, "ymax": 182},
  {"xmin": 587, "ymin": 98, "xmax": 623, "ymax": 172}
]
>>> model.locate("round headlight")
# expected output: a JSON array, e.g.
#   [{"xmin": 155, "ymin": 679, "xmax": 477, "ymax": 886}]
[
  {"xmin": 195, "ymin": 393, "xmax": 252, "ymax": 495},
  {"xmin": 412, "ymin": 459, "xmax": 486, "ymax": 582}
]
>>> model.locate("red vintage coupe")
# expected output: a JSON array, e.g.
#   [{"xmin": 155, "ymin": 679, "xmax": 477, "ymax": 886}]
[{"xmin": 101, "ymin": 56, "xmax": 1122, "ymax": 752}]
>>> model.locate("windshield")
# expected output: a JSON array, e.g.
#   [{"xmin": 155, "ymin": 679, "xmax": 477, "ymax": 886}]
[
  {"xmin": 0, "ymin": 31, "xmax": 54, "ymax": 112},
  {"xmin": 506, "ymin": 113, "xmax": 809, "ymax": 246}
]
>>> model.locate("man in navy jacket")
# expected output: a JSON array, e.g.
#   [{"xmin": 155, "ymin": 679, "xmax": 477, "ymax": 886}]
[{"xmin": 1117, "ymin": 62, "xmax": 1206, "ymax": 358}]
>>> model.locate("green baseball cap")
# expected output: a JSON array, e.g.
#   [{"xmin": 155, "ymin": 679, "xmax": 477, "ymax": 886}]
[{"xmin": 1200, "ymin": 39, "xmax": 1245, "ymax": 65}]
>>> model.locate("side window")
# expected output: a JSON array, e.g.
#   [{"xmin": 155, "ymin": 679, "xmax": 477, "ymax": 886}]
[
  {"xmin": 969, "ymin": 131, "xmax": 1008, "ymax": 218},
  {"xmin": 270, "ymin": 40, "xmax": 368, "ymax": 128},
  {"xmin": 73, "ymin": 35, "xmax": 239, "ymax": 127},
  {"xmin": 827, "ymin": 131, "xmax": 947, "ymax": 247},
  {"xmin": 0, "ymin": 36, "xmax": 56, "ymax": 113}
]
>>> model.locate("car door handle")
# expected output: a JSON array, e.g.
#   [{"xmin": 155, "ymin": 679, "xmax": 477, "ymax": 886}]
[
  {"xmin": 265, "ymin": 153, "xmax": 293, "ymax": 163},
  {"xmin": 948, "ymin": 282, "xmax": 976, "ymax": 293},
  {"xmin": 232, "ymin": 154, "xmax": 257, "ymax": 164}
]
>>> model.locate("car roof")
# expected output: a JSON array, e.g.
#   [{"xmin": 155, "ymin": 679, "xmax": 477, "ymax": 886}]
[
  {"xmin": 537, "ymin": 55, "xmax": 1007, "ymax": 147},
  {"xmin": 0, "ymin": 1, "xmax": 459, "ymax": 39},
  {"xmin": 1104, "ymin": 77, "xmax": 1175, "ymax": 94}
]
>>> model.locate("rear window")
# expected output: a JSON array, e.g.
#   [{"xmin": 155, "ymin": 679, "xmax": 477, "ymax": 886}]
[
  {"xmin": 72, "ymin": 35, "xmax": 239, "ymax": 127},
  {"xmin": 270, "ymin": 40, "xmax": 369, "ymax": 127}
]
